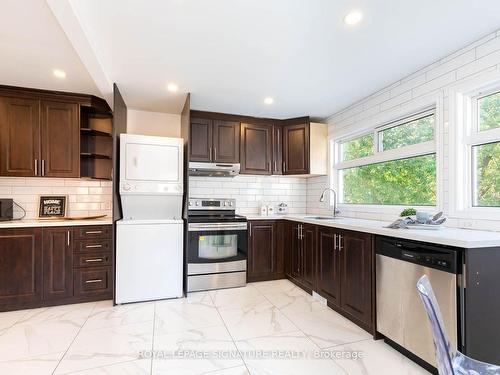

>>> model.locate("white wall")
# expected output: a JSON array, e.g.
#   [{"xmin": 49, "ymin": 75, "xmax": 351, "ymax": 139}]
[
  {"xmin": 2, "ymin": 177, "xmax": 112, "ymax": 220},
  {"xmin": 127, "ymin": 109, "xmax": 181, "ymax": 137},
  {"xmin": 309, "ymin": 29, "xmax": 500, "ymax": 231}
]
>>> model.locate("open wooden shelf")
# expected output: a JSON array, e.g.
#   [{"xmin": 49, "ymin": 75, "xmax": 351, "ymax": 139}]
[
  {"xmin": 80, "ymin": 152, "xmax": 112, "ymax": 159},
  {"xmin": 81, "ymin": 128, "xmax": 112, "ymax": 137}
]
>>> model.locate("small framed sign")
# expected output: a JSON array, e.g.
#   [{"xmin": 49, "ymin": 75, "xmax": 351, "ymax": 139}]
[{"xmin": 38, "ymin": 196, "xmax": 67, "ymax": 218}]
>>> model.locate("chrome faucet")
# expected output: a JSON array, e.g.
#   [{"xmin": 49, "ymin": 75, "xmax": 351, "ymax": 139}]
[{"xmin": 319, "ymin": 188, "xmax": 341, "ymax": 219}]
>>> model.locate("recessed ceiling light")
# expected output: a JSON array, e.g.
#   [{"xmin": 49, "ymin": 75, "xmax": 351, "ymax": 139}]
[
  {"xmin": 167, "ymin": 83, "xmax": 179, "ymax": 92},
  {"xmin": 264, "ymin": 97, "xmax": 274, "ymax": 105},
  {"xmin": 53, "ymin": 69, "xmax": 66, "ymax": 79},
  {"xmin": 344, "ymin": 10, "xmax": 363, "ymax": 25}
]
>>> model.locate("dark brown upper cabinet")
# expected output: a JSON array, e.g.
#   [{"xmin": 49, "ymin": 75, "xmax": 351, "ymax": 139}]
[
  {"xmin": 213, "ymin": 120, "xmax": 240, "ymax": 163},
  {"xmin": 240, "ymin": 122, "xmax": 273, "ymax": 175},
  {"xmin": 41, "ymin": 101, "xmax": 79, "ymax": 178},
  {"xmin": 272, "ymin": 124, "xmax": 283, "ymax": 174},
  {"xmin": 189, "ymin": 118, "xmax": 213, "ymax": 162},
  {"xmin": 189, "ymin": 118, "xmax": 240, "ymax": 163},
  {"xmin": 0, "ymin": 97, "xmax": 40, "ymax": 176},
  {"xmin": 0, "ymin": 85, "xmax": 110, "ymax": 179},
  {"xmin": 283, "ymin": 122, "xmax": 310, "ymax": 175}
]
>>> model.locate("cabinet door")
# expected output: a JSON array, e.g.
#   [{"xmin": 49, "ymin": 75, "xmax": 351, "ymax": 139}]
[
  {"xmin": 340, "ymin": 230, "xmax": 373, "ymax": 325},
  {"xmin": 301, "ymin": 223, "xmax": 316, "ymax": 289},
  {"xmin": 290, "ymin": 223, "xmax": 302, "ymax": 279},
  {"xmin": 272, "ymin": 124, "xmax": 283, "ymax": 174},
  {"xmin": 190, "ymin": 118, "xmax": 213, "ymax": 162},
  {"xmin": 247, "ymin": 220, "xmax": 276, "ymax": 281},
  {"xmin": 317, "ymin": 227, "xmax": 341, "ymax": 306},
  {"xmin": 0, "ymin": 228, "xmax": 42, "ymax": 309},
  {"xmin": 42, "ymin": 227, "xmax": 73, "ymax": 301},
  {"xmin": 213, "ymin": 120, "xmax": 240, "ymax": 163},
  {"xmin": 40, "ymin": 101, "xmax": 79, "ymax": 177},
  {"xmin": 0, "ymin": 97, "xmax": 40, "ymax": 176},
  {"xmin": 283, "ymin": 123, "xmax": 309, "ymax": 175},
  {"xmin": 240, "ymin": 123, "xmax": 272, "ymax": 175}
]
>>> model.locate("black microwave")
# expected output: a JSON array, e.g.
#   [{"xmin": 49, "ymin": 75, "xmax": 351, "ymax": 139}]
[{"xmin": 0, "ymin": 199, "xmax": 13, "ymax": 221}]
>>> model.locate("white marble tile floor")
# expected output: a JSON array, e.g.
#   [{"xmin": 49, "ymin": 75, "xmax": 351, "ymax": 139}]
[{"xmin": 0, "ymin": 280, "xmax": 430, "ymax": 375}]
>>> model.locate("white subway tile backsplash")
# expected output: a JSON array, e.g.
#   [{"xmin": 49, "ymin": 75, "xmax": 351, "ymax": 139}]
[
  {"xmin": 1, "ymin": 177, "xmax": 112, "ymax": 219},
  {"xmin": 189, "ymin": 175, "xmax": 310, "ymax": 215}
]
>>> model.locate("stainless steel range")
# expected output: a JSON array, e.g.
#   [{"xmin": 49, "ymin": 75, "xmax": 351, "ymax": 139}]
[{"xmin": 187, "ymin": 198, "xmax": 247, "ymax": 292}]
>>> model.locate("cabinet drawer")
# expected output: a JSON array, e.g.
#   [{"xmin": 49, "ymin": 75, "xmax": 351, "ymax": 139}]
[
  {"xmin": 74, "ymin": 267, "xmax": 112, "ymax": 297},
  {"xmin": 74, "ymin": 253, "xmax": 112, "ymax": 268},
  {"xmin": 74, "ymin": 239, "xmax": 112, "ymax": 253},
  {"xmin": 73, "ymin": 225, "xmax": 112, "ymax": 240}
]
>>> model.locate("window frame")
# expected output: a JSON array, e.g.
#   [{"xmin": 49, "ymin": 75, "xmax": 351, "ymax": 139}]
[
  {"xmin": 329, "ymin": 94, "xmax": 443, "ymax": 215},
  {"xmin": 450, "ymin": 71, "xmax": 500, "ymax": 219}
]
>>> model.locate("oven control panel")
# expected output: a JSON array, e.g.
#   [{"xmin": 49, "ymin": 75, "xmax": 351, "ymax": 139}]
[{"xmin": 188, "ymin": 198, "xmax": 236, "ymax": 210}]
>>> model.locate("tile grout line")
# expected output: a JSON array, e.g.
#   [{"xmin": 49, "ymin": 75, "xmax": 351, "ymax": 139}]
[
  {"xmin": 50, "ymin": 302, "xmax": 98, "ymax": 375},
  {"xmin": 150, "ymin": 301, "xmax": 157, "ymax": 375},
  {"xmin": 257, "ymin": 281, "xmax": 373, "ymax": 373},
  {"xmin": 207, "ymin": 290, "xmax": 252, "ymax": 374}
]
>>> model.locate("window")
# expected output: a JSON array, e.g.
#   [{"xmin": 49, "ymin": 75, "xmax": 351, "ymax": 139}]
[
  {"xmin": 333, "ymin": 110, "xmax": 437, "ymax": 206},
  {"xmin": 471, "ymin": 90, "xmax": 500, "ymax": 207},
  {"xmin": 478, "ymin": 91, "xmax": 500, "ymax": 132},
  {"xmin": 472, "ymin": 141, "xmax": 500, "ymax": 207},
  {"xmin": 379, "ymin": 114, "xmax": 434, "ymax": 151},
  {"xmin": 451, "ymin": 78, "xmax": 500, "ymax": 216},
  {"xmin": 340, "ymin": 133, "xmax": 373, "ymax": 161}
]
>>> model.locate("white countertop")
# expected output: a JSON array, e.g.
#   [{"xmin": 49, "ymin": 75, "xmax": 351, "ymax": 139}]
[
  {"xmin": 0, "ymin": 218, "xmax": 113, "ymax": 228},
  {"xmin": 246, "ymin": 214, "xmax": 500, "ymax": 248}
]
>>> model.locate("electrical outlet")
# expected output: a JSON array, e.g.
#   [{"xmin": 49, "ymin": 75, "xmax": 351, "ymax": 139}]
[{"xmin": 460, "ymin": 219, "xmax": 473, "ymax": 228}]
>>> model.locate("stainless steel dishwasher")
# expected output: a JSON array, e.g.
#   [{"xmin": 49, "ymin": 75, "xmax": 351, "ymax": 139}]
[{"xmin": 376, "ymin": 236, "xmax": 462, "ymax": 369}]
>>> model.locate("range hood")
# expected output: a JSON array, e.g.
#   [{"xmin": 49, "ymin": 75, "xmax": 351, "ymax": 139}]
[{"xmin": 188, "ymin": 162, "xmax": 240, "ymax": 177}]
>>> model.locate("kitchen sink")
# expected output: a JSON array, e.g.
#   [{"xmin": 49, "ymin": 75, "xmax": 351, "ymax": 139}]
[{"xmin": 304, "ymin": 216, "xmax": 338, "ymax": 220}]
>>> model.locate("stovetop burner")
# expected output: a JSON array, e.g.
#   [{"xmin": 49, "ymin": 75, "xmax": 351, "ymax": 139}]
[{"xmin": 187, "ymin": 198, "xmax": 246, "ymax": 223}]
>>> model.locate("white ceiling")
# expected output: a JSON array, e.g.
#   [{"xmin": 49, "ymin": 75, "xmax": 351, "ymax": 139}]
[
  {"xmin": 0, "ymin": 0, "xmax": 100, "ymax": 96},
  {"xmin": 3, "ymin": 1, "xmax": 500, "ymax": 120},
  {"xmin": 64, "ymin": 0, "xmax": 500, "ymax": 118}
]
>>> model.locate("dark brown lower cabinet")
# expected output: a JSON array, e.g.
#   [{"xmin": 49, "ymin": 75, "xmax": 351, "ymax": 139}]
[
  {"xmin": 317, "ymin": 226, "xmax": 341, "ymax": 306},
  {"xmin": 0, "ymin": 228, "xmax": 42, "ymax": 308},
  {"xmin": 339, "ymin": 230, "xmax": 373, "ymax": 327},
  {"xmin": 42, "ymin": 227, "xmax": 73, "ymax": 301},
  {"xmin": 285, "ymin": 221, "xmax": 315, "ymax": 292},
  {"xmin": 247, "ymin": 220, "xmax": 285, "ymax": 282},
  {"xmin": 0, "ymin": 225, "xmax": 112, "ymax": 312},
  {"xmin": 284, "ymin": 221, "xmax": 374, "ymax": 333}
]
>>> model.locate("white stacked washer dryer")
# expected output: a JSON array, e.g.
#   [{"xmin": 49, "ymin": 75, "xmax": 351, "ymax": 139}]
[{"xmin": 115, "ymin": 134, "xmax": 184, "ymax": 304}]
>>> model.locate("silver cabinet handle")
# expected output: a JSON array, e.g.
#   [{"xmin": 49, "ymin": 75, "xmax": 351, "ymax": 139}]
[
  {"xmin": 334, "ymin": 234, "xmax": 337, "ymax": 251},
  {"xmin": 41, "ymin": 159, "xmax": 45, "ymax": 176},
  {"xmin": 85, "ymin": 230, "xmax": 102, "ymax": 234},
  {"xmin": 274, "ymin": 161, "xmax": 277, "ymax": 171},
  {"xmin": 338, "ymin": 235, "xmax": 343, "ymax": 252},
  {"xmin": 85, "ymin": 279, "xmax": 102, "ymax": 284},
  {"xmin": 214, "ymin": 147, "xmax": 217, "ymax": 160},
  {"xmin": 67, "ymin": 230, "xmax": 70, "ymax": 246},
  {"xmin": 85, "ymin": 244, "xmax": 103, "ymax": 248},
  {"xmin": 282, "ymin": 161, "xmax": 286, "ymax": 172},
  {"xmin": 85, "ymin": 258, "xmax": 103, "ymax": 263},
  {"xmin": 34, "ymin": 159, "xmax": 38, "ymax": 176},
  {"xmin": 209, "ymin": 147, "xmax": 213, "ymax": 160}
]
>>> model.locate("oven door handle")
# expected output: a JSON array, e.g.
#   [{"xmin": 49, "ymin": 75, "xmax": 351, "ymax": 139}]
[{"xmin": 188, "ymin": 223, "xmax": 248, "ymax": 232}]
